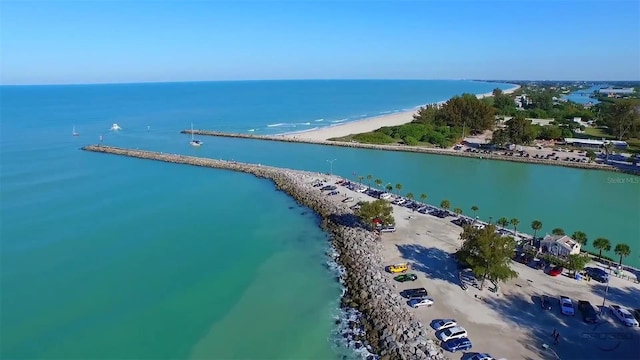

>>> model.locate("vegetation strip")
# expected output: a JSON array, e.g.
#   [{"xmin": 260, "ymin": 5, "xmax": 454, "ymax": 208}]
[
  {"xmin": 81, "ymin": 145, "xmax": 448, "ymax": 360},
  {"xmin": 180, "ymin": 129, "xmax": 635, "ymax": 174}
]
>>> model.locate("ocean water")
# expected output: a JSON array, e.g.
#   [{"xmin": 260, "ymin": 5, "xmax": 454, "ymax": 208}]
[
  {"xmin": 2, "ymin": 80, "xmax": 638, "ymax": 359},
  {"xmin": 563, "ymin": 84, "xmax": 602, "ymax": 104}
]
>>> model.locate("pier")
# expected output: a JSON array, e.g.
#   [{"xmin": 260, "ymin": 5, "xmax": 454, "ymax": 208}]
[
  {"xmin": 81, "ymin": 144, "xmax": 444, "ymax": 360},
  {"xmin": 180, "ymin": 130, "xmax": 635, "ymax": 174}
]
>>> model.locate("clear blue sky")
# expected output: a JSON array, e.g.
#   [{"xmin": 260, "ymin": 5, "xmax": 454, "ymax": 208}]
[{"xmin": 1, "ymin": 0, "xmax": 639, "ymax": 84}]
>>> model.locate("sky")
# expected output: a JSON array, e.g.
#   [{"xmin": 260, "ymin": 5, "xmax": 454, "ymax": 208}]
[{"xmin": 1, "ymin": 0, "xmax": 639, "ymax": 85}]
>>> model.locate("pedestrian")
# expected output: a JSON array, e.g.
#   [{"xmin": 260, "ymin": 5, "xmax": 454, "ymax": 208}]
[
  {"xmin": 551, "ymin": 328, "xmax": 557, "ymax": 337},
  {"xmin": 554, "ymin": 333, "xmax": 560, "ymax": 344}
]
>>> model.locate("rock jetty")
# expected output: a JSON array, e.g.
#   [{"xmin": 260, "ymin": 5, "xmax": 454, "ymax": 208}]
[
  {"xmin": 81, "ymin": 145, "xmax": 447, "ymax": 360},
  {"xmin": 181, "ymin": 129, "xmax": 638, "ymax": 175}
]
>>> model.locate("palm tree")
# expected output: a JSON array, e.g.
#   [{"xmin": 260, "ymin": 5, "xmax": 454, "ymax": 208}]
[
  {"xmin": 593, "ymin": 238, "xmax": 611, "ymax": 261},
  {"xmin": 385, "ymin": 184, "xmax": 393, "ymax": 193},
  {"xmin": 471, "ymin": 205, "xmax": 479, "ymax": 218},
  {"xmin": 419, "ymin": 193, "xmax": 427, "ymax": 204},
  {"xmin": 406, "ymin": 192, "xmax": 414, "ymax": 200},
  {"xmin": 510, "ymin": 218, "xmax": 520, "ymax": 236},
  {"xmin": 603, "ymin": 142, "xmax": 613, "ymax": 164},
  {"xmin": 440, "ymin": 199, "xmax": 450, "ymax": 211},
  {"xmin": 497, "ymin": 217, "xmax": 509, "ymax": 228},
  {"xmin": 357, "ymin": 175, "xmax": 364, "ymax": 184},
  {"xmin": 552, "ymin": 228, "xmax": 565, "ymax": 236},
  {"xmin": 614, "ymin": 243, "xmax": 631, "ymax": 267},
  {"xmin": 571, "ymin": 231, "xmax": 588, "ymax": 247},
  {"xmin": 366, "ymin": 174, "xmax": 372, "ymax": 189},
  {"xmin": 453, "ymin": 208, "xmax": 463, "ymax": 216},
  {"xmin": 374, "ymin": 178, "xmax": 382, "ymax": 189},
  {"xmin": 530, "ymin": 220, "xmax": 542, "ymax": 247},
  {"xmin": 395, "ymin": 183, "xmax": 403, "ymax": 196}
]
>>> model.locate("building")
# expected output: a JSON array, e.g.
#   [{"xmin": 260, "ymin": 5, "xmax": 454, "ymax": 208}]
[
  {"xmin": 598, "ymin": 87, "xmax": 635, "ymax": 95},
  {"xmin": 564, "ymin": 138, "xmax": 603, "ymax": 149},
  {"xmin": 527, "ymin": 118, "xmax": 555, "ymax": 126},
  {"xmin": 541, "ymin": 235, "xmax": 581, "ymax": 256}
]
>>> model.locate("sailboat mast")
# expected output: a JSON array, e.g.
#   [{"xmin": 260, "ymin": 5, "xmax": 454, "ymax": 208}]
[{"xmin": 191, "ymin": 123, "xmax": 194, "ymax": 140}]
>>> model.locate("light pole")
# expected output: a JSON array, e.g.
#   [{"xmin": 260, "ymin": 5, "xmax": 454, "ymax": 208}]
[
  {"xmin": 542, "ymin": 343, "xmax": 561, "ymax": 359},
  {"xmin": 326, "ymin": 158, "xmax": 337, "ymax": 176},
  {"xmin": 601, "ymin": 265, "xmax": 612, "ymax": 310}
]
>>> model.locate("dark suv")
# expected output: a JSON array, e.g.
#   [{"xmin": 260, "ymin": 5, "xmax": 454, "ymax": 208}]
[
  {"xmin": 402, "ymin": 288, "xmax": 428, "ymax": 299},
  {"xmin": 578, "ymin": 300, "xmax": 599, "ymax": 323}
]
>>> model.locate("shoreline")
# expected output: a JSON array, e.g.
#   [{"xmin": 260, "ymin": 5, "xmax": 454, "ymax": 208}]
[
  {"xmin": 280, "ymin": 84, "xmax": 521, "ymax": 141},
  {"xmin": 81, "ymin": 145, "xmax": 448, "ymax": 360},
  {"xmin": 181, "ymin": 130, "xmax": 639, "ymax": 175}
]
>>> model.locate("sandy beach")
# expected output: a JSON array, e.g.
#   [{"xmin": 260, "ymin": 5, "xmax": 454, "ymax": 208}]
[
  {"xmin": 286, "ymin": 85, "xmax": 521, "ymax": 141},
  {"xmin": 313, "ymin": 176, "xmax": 640, "ymax": 360}
]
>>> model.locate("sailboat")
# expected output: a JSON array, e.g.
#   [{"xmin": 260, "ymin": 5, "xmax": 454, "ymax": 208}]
[
  {"xmin": 72, "ymin": 126, "xmax": 79, "ymax": 136},
  {"xmin": 189, "ymin": 123, "xmax": 202, "ymax": 147}
]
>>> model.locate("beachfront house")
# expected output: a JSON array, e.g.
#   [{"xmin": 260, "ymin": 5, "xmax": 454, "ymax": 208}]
[{"xmin": 541, "ymin": 235, "xmax": 581, "ymax": 257}]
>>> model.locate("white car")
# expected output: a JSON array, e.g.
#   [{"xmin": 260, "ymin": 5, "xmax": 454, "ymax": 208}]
[
  {"xmin": 468, "ymin": 354, "xmax": 495, "ymax": 360},
  {"xmin": 560, "ymin": 296, "xmax": 574, "ymax": 316},
  {"xmin": 437, "ymin": 326, "xmax": 468, "ymax": 342},
  {"xmin": 409, "ymin": 296, "xmax": 434, "ymax": 308},
  {"xmin": 432, "ymin": 319, "xmax": 457, "ymax": 331},
  {"xmin": 611, "ymin": 305, "xmax": 639, "ymax": 327}
]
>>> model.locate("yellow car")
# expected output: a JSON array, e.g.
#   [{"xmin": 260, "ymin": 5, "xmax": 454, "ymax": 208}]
[{"xmin": 388, "ymin": 263, "xmax": 409, "ymax": 273}]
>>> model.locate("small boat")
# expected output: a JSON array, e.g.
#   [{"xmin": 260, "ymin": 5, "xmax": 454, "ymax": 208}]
[
  {"xmin": 72, "ymin": 126, "xmax": 79, "ymax": 136},
  {"xmin": 189, "ymin": 123, "xmax": 202, "ymax": 147},
  {"xmin": 110, "ymin": 123, "xmax": 122, "ymax": 131}
]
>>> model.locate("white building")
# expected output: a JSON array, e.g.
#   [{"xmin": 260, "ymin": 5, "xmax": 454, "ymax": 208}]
[
  {"xmin": 598, "ymin": 87, "xmax": 635, "ymax": 95},
  {"xmin": 541, "ymin": 235, "xmax": 581, "ymax": 256}
]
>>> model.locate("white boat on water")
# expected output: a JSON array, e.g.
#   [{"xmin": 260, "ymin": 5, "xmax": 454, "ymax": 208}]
[
  {"xmin": 189, "ymin": 123, "xmax": 202, "ymax": 147},
  {"xmin": 72, "ymin": 126, "xmax": 79, "ymax": 136},
  {"xmin": 110, "ymin": 123, "xmax": 122, "ymax": 131}
]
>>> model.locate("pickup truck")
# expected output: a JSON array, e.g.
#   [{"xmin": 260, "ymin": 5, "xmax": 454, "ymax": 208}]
[{"xmin": 578, "ymin": 300, "xmax": 599, "ymax": 323}]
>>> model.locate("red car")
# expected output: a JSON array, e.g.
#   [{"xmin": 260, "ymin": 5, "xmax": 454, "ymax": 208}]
[{"xmin": 549, "ymin": 266, "xmax": 563, "ymax": 276}]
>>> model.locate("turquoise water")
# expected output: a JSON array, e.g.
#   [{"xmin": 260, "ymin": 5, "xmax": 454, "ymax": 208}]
[
  {"xmin": 563, "ymin": 84, "xmax": 602, "ymax": 104},
  {"xmin": 2, "ymin": 80, "xmax": 638, "ymax": 359}
]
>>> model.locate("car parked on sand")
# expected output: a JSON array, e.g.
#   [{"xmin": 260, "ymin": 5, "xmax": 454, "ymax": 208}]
[
  {"xmin": 432, "ymin": 319, "xmax": 457, "ymax": 331},
  {"xmin": 442, "ymin": 337, "xmax": 472, "ymax": 352},
  {"xmin": 393, "ymin": 273, "xmax": 418, "ymax": 282},
  {"xmin": 549, "ymin": 266, "xmax": 563, "ymax": 276},
  {"xmin": 578, "ymin": 300, "xmax": 599, "ymax": 323},
  {"xmin": 402, "ymin": 288, "xmax": 428, "ymax": 299},
  {"xmin": 634, "ymin": 309, "xmax": 640, "ymax": 323},
  {"xmin": 584, "ymin": 267, "xmax": 609, "ymax": 283},
  {"xmin": 408, "ymin": 297, "xmax": 434, "ymax": 308},
  {"xmin": 610, "ymin": 305, "xmax": 639, "ymax": 327},
  {"xmin": 387, "ymin": 263, "xmax": 408, "ymax": 273},
  {"xmin": 540, "ymin": 295, "xmax": 552, "ymax": 310},
  {"xmin": 560, "ymin": 296, "xmax": 574, "ymax": 316},
  {"xmin": 468, "ymin": 354, "xmax": 495, "ymax": 360},
  {"xmin": 437, "ymin": 326, "xmax": 468, "ymax": 342}
]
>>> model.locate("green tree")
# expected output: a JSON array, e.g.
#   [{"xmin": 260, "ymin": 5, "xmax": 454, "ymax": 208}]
[
  {"xmin": 374, "ymin": 178, "xmax": 382, "ymax": 189},
  {"xmin": 453, "ymin": 208, "xmax": 463, "ymax": 216},
  {"xmin": 357, "ymin": 175, "xmax": 364, "ymax": 184},
  {"xmin": 566, "ymin": 254, "xmax": 591, "ymax": 276},
  {"xmin": 406, "ymin": 192, "xmax": 414, "ymax": 200},
  {"xmin": 552, "ymin": 228, "xmax": 565, "ymax": 236},
  {"xmin": 491, "ymin": 128, "xmax": 510, "ymax": 146},
  {"xmin": 571, "ymin": 231, "xmax": 588, "ymax": 247},
  {"xmin": 440, "ymin": 199, "xmax": 451, "ymax": 211},
  {"xmin": 603, "ymin": 142, "xmax": 614, "ymax": 164},
  {"xmin": 395, "ymin": 183, "xmax": 403, "ymax": 195},
  {"xmin": 355, "ymin": 199, "xmax": 395, "ymax": 229},
  {"xmin": 531, "ymin": 220, "xmax": 543, "ymax": 239},
  {"xmin": 457, "ymin": 224, "xmax": 518, "ymax": 290},
  {"xmin": 492, "ymin": 88, "xmax": 516, "ymax": 113},
  {"xmin": 602, "ymin": 101, "xmax": 640, "ymax": 140},
  {"xmin": 412, "ymin": 104, "xmax": 440, "ymax": 125},
  {"xmin": 593, "ymin": 238, "xmax": 612, "ymax": 261},
  {"xmin": 366, "ymin": 174, "xmax": 372, "ymax": 189},
  {"xmin": 420, "ymin": 193, "xmax": 427, "ymax": 203},
  {"xmin": 385, "ymin": 184, "xmax": 393, "ymax": 193},
  {"xmin": 585, "ymin": 149, "xmax": 596, "ymax": 162},
  {"xmin": 505, "ymin": 115, "xmax": 539, "ymax": 144},
  {"xmin": 497, "ymin": 217, "xmax": 509, "ymax": 228},
  {"xmin": 439, "ymin": 93, "xmax": 496, "ymax": 133},
  {"xmin": 510, "ymin": 218, "xmax": 520, "ymax": 235},
  {"xmin": 471, "ymin": 205, "xmax": 479, "ymax": 218},
  {"xmin": 614, "ymin": 243, "xmax": 631, "ymax": 267}
]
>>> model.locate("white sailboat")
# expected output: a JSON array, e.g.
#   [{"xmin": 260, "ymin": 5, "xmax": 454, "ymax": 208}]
[
  {"xmin": 189, "ymin": 123, "xmax": 202, "ymax": 146},
  {"xmin": 110, "ymin": 123, "xmax": 122, "ymax": 131},
  {"xmin": 72, "ymin": 125, "xmax": 79, "ymax": 136}
]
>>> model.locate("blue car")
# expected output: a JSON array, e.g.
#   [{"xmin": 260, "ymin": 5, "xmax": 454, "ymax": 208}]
[{"xmin": 442, "ymin": 337, "xmax": 472, "ymax": 352}]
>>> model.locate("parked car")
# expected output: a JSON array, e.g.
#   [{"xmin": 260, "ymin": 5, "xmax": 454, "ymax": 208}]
[
  {"xmin": 393, "ymin": 273, "xmax": 418, "ymax": 282},
  {"xmin": 432, "ymin": 319, "xmax": 457, "ymax": 331},
  {"xmin": 468, "ymin": 354, "xmax": 494, "ymax": 360},
  {"xmin": 584, "ymin": 267, "xmax": 609, "ymax": 283},
  {"xmin": 437, "ymin": 326, "xmax": 468, "ymax": 342},
  {"xmin": 442, "ymin": 337, "xmax": 472, "ymax": 352},
  {"xmin": 560, "ymin": 296, "xmax": 575, "ymax": 316},
  {"xmin": 540, "ymin": 295, "xmax": 552, "ymax": 310},
  {"xmin": 549, "ymin": 266, "xmax": 563, "ymax": 276},
  {"xmin": 578, "ymin": 300, "xmax": 599, "ymax": 323},
  {"xmin": 380, "ymin": 225, "xmax": 396, "ymax": 233},
  {"xmin": 388, "ymin": 263, "xmax": 408, "ymax": 273},
  {"xmin": 610, "ymin": 305, "xmax": 639, "ymax": 327},
  {"xmin": 634, "ymin": 309, "xmax": 640, "ymax": 323},
  {"xmin": 402, "ymin": 288, "xmax": 428, "ymax": 299},
  {"xmin": 408, "ymin": 297, "xmax": 434, "ymax": 308}
]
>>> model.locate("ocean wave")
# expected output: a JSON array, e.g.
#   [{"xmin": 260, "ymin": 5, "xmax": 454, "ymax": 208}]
[
  {"xmin": 248, "ymin": 128, "xmax": 256, "ymax": 132},
  {"xmin": 379, "ymin": 110, "xmax": 392, "ymax": 114},
  {"xmin": 331, "ymin": 118, "xmax": 348, "ymax": 123},
  {"xmin": 314, "ymin": 118, "xmax": 325, "ymax": 122},
  {"xmin": 267, "ymin": 122, "xmax": 313, "ymax": 128}
]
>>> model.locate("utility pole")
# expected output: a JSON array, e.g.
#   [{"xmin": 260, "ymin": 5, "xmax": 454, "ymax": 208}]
[{"xmin": 326, "ymin": 158, "xmax": 337, "ymax": 176}]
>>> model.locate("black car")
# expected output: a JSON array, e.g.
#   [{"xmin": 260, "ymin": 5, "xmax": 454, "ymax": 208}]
[
  {"xmin": 578, "ymin": 300, "xmax": 599, "ymax": 324},
  {"xmin": 541, "ymin": 295, "xmax": 552, "ymax": 310},
  {"xmin": 402, "ymin": 288, "xmax": 428, "ymax": 299}
]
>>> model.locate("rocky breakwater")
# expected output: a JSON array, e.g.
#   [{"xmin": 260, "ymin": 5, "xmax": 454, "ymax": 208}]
[
  {"xmin": 82, "ymin": 145, "xmax": 447, "ymax": 360},
  {"xmin": 181, "ymin": 129, "xmax": 636, "ymax": 175}
]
